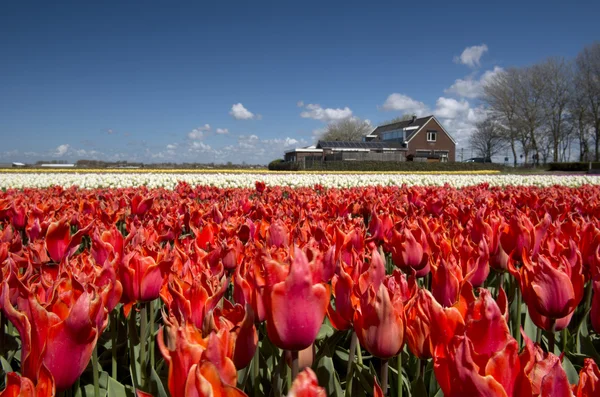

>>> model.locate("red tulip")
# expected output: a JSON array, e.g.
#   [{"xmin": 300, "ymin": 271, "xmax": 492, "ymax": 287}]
[
  {"xmin": 1, "ymin": 276, "xmax": 107, "ymax": 392},
  {"xmin": 573, "ymin": 358, "xmax": 600, "ymax": 397},
  {"xmin": 161, "ymin": 273, "xmax": 228, "ymax": 330},
  {"xmin": 157, "ymin": 313, "xmax": 207, "ymax": 397},
  {"xmin": 209, "ymin": 301, "xmax": 258, "ymax": 370},
  {"xmin": 405, "ymin": 288, "xmax": 464, "ymax": 359},
  {"xmin": 131, "ymin": 194, "xmax": 154, "ymax": 216},
  {"xmin": 0, "ymin": 366, "xmax": 54, "ymax": 397},
  {"xmin": 286, "ymin": 368, "xmax": 326, "ymax": 397},
  {"xmin": 327, "ymin": 266, "xmax": 355, "ymax": 331},
  {"xmin": 513, "ymin": 245, "xmax": 584, "ymax": 330},
  {"xmin": 591, "ymin": 276, "xmax": 600, "ymax": 334},
  {"xmin": 264, "ymin": 247, "xmax": 330, "ymax": 351},
  {"xmin": 120, "ymin": 250, "xmax": 172, "ymax": 316},
  {"xmin": 45, "ymin": 218, "xmax": 93, "ymax": 263},
  {"xmin": 389, "ymin": 223, "xmax": 430, "ymax": 277},
  {"xmin": 464, "ymin": 289, "xmax": 512, "ymax": 364},
  {"xmin": 434, "ymin": 336, "xmax": 509, "ymax": 397},
  {"xmin": 353, "ymin": 249, "xmax": 405, "ymax": 359},
  {"xmin": 520, "ymin": 332, "xmax": 571, "ymax": 397},
  {"xmin": 431, "ymin": 256, "xmax": 463, "ymax": 308}
]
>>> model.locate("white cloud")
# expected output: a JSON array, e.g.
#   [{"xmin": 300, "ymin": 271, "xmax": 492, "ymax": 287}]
[
  {"xmin": 230, "ymin": 103, "xmax": 256, "ymax": 120},
  {"xmin": 312, "ymin": 127, "xmax": 326, "ymax": 139},
  {"xmin": 189, "ymin": 141, "xmax": 213, "ymax": 152},
  {"xmin": 166, "ymin": 144, "xmax": 178, "ymax": 150},
  {"xmin": 300, "ymin": 103, "xmax": 353, "ymax": 122},
  {"xmin": 215, "ymin": 128, "xmax": 229, "ymax": 134},
  {"xmin": 445, "ymin": 66, "xmax": 504, "ymax": 98},
  {"xmin": 54, "ymin": 144, "xmax": 70, "ymax": 156},
  {"xmin": 297, "ymin": 100, "xmax": 304, "ymax": 107},
  {"xmin": 187, "ymin": 124, "xmax": 211, "ymax": 140},
  {"xmin": 434, "ymin": 97, "xmax": 470, "ymax": 119},
  {"xmin": 454, "ymin": 44, "xmax": 488, "ymax": 68},
  {"xmin": 381, "ymin": 93, "xmax": 429, "ymax": 116},
  {"xmin": 107, "ymin": 129, "xmax": 115, "ymax": 135}
]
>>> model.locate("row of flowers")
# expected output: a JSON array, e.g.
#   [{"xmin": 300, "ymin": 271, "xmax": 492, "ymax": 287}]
[
  {"xmin": 1, "ymin": 182, "xmax": 600, "ymax": 396},
  {"xmin": 0, "ymin": 172, "xmax": 599, "ymax": 189}
]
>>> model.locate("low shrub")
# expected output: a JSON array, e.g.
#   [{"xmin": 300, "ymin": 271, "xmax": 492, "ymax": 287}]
[
  {"xmin": 548, "ymin": 162, "xmax": 600, "ymax": 172},
  {"xmin": 268, "ymin": 159, "xmax": 300, "ymax": 171},
  {"xmin": 301, "ymin": 160, "xmax": 505, "ymax": 172}
]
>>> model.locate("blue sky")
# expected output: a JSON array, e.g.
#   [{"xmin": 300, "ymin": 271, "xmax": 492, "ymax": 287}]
[{"xmin": 1, "ymin": 0, "xmax": 598, "ymax": 165}]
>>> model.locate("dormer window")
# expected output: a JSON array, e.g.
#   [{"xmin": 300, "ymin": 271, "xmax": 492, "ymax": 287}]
[{"xmin": 427, "ymin": 131, "xmax": 437, "ymax": 142}]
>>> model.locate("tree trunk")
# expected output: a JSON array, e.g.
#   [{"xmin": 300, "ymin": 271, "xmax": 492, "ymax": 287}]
[
  {"xmin": 553, "ymin": 140, "xmax": 559, "ymax": 163},
  {"xmin": 510, "ymin": 138, "xmax": 517, "ymax": 167},
  {"xmin": 594, "ymin": 120, "xmax": 600, "ymax": 161}
]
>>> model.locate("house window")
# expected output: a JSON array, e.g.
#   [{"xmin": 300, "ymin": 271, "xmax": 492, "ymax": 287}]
[{"xmin": 427, "ymin": 131, "xmax": 437, "ymax": 142}]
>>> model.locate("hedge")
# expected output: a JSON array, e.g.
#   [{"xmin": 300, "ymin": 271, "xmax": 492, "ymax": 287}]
[
  {"xmin": 301, "ymin": 161, "xmax": 505, "ymax": 172},
  {"xmin": 268, "ymin": 159, "xmax": 301, "ymax": 171},
  {"xmin": 548, "ymin": 162, "xmax": 600, "ymax": 171}
]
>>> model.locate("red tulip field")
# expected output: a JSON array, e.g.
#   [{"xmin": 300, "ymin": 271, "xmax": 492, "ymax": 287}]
[{"xmin": 1, "ymin": 182, "xmax": 600, "ymax": 396}]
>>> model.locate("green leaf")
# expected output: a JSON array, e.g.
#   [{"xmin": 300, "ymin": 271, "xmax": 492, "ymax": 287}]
[
  {"xmin": 562, "ymin": 356, "xmax": 579, "ymax": 385},
  {"xmin": 0, "ymin": 356, "xmax": 12, "ymax": 373},
  {"xmin": 524, "ymin": 309, "xmax": 537, "ymax": 342},
  {"xmin": 148, "ymin": 364, "xmax": 168, "ymax": 397},
  {"xmin": 316, "ymin": 324, "xmax": 335, "ymax": 341},
  {"xmin": 108, "ymin": 376, "xmax": 127, "ymax": 397},
  {"xmin": 411, "ymin": 375, "xmax": 428, "ymax": 397},
  {"xmin": 315, "ymin": 355, "xmax": 343, "ymax": 397}
]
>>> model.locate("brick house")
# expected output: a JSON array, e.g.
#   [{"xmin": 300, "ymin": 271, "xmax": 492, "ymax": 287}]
[{"xmin": 366, "ymin": 115, "xmax": 456, "ymax": 162}]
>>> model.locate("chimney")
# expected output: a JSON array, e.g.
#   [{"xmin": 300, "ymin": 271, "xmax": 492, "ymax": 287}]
[{"xmin": 411, "ymin": 115, "xmax": 417, "ymax": 123}]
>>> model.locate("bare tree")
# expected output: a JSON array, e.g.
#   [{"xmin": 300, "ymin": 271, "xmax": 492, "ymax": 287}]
[
  {"xmin": 514, "ymin": 65, "xmax": 547, "ymax": 165},
  {"xmin": 483, "ymin": 68, "xmax": 521, "ymax": 166},
  {"xmin": 380, "ymin": 114, "xmax": 417, "ymax": 125},
  {"xmin": 538, "ymin": 57, "xmax": 572, "ymax": 162},
  {"xmin": 469, "ymin": 118, "xmax": 505, "ymax": 160},
  {"xmin": 571, "ymin": 88, "xmax": 593, "ymax": 161},
  {"xmin": 575, "ymin": 42, "xmax": 600, "ymax": 160},
  {"xmin": 319, "ymin": 118, "xmax": 372, "ymax": 142}
]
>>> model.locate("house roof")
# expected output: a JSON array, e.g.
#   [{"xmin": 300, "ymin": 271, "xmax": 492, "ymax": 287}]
[
  {"xmin": 371, "ymin": 116, "xmax": 433, "ymax": 141},
  {"xmin": 316, "ymin": 141, "xmax": 405, "ymax": 150}
]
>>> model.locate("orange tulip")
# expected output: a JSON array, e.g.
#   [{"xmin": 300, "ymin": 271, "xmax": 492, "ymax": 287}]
[
  {"xmin": 405, "ymin": 288, "xmax": 464, "ymax": 359},
  {"xmin": 183, "ymin": 361, "xmax": 247, "ymax": 397}
]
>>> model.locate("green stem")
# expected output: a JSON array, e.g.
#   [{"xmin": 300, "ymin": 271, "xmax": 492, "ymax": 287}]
[
  {"xmin": 347, "ymin": 332, "xmax": 357, "ymax": 379},
  {"xmin": 496, "ymin": 272, "xmax": 503, "ymax": 297},
  {"xmin": 253, "ymin": 346, "xmax": 260, "ymax": 397},
  {"xmin": 128, "ymin": 311, "xmax": 140, "ymax": 389},
  {"xmin": 380, "ymin": 359, "xmax": 389, "ymax": 396},
  {"xmin": 356, "ymin": 339, "xmax": 363, "ymax": 366},
  {"xmin": 291, "ymin": 350, "xmax": 299, "ymax": 381},
  {"xmin": 536, "ymin": 327, "xmax": 542, "ymax": 345},
  {"xmin": 149, "ymin": 300, "xmax": 156, "ymax": 368},
  {"xmin": 562, "ymin": 328, "xmax": 567, "ymax": 352},
  {"xmin": 0, "ymin": 312, "xmax": 5, "ymax": 357},
  {"xmin": 397, "ymin": 354, "xmax": 402, "ymax": 397},
  {"xmin": 92, "ymin": 346, "xmax": 100, "ymax": 397},
  {"xmin": 584, "ymin": 280, "xmax": 593, "ymax": 315},
  {"xmin": 111, "ymin": 311, "xmax": 118, "ymax": 379},
  {"xmin": 548, "ymin": 319, "xmax": 556, "ymax": 353},
  {"xmin": 515, "ymin": 285, "xmax": 522, "ymax": 347},
  {"xmin": 140, "ymin": 303, "xmax": 148, "ymax": 387}
]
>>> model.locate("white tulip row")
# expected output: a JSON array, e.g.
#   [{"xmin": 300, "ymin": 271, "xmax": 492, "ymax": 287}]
[{"xmin": 1, "ymin": 172, "xmax": 600, "ymax": 190}]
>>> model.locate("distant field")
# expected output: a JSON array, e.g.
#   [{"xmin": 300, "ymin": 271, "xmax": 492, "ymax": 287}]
[{"xmin": 0, "ymin": 168, "xmax": 502, "ymax": 175}]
